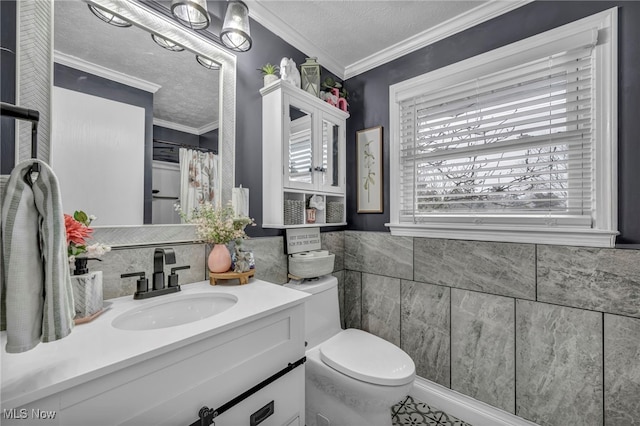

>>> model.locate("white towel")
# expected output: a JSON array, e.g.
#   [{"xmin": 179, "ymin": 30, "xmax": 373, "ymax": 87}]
[{"xmin": 1, "ymin": 160, "xmax": 74, "ymax": 353}]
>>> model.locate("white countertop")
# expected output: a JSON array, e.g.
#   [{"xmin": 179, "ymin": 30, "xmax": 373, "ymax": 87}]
[{"xmin": 0, "ymin": 279, "xmax": 308, "ymax": 408}]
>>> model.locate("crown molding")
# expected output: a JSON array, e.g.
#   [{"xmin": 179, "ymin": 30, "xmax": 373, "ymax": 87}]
[
  {"xmin": 154, "ymin": 118, "xmax": 219, "ymax": 135},
  {"xmin": 247, "ymin": 0, "xmax": 345, "ymax": 79},
  {"xmin": 54, "ymin": 51, "xmax": 161, "ymax": 93},
  {"xmin": 248, "ymin": 0, "xmax": 532, "ymax": 81},
  {"xmin": 344, "ymin": 0, "xmax": 533, "ymax": 79}
]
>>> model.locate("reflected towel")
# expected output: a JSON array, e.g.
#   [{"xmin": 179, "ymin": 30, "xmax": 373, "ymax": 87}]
[{"xmin": 1, "ymin": 160, "xmax": 74, "ymax": 353}]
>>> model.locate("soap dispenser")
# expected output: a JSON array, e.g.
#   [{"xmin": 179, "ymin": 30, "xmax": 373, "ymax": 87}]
[{"xmin": 70, "ymin": 257, "xmax": 104, "ymax": 319}]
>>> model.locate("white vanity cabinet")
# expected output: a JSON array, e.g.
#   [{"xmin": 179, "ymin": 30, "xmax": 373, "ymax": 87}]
[
  {"xmin": 261, "ymin": 81, "xmax": 349, "ymax": 228},
  {"xmin": 1, "ymin": 281, "xmax": 307, "ymax": 426}
]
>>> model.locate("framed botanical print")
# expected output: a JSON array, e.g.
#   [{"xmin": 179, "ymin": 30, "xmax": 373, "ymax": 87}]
[{"xmin": 356, "ymin": 126, "xmax": 383, "ymax": 213}]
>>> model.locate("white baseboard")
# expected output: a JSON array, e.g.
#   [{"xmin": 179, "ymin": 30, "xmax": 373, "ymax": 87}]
[{"xmin": 410, "ymin": 376, "xmax": 539, "ymax": 426}]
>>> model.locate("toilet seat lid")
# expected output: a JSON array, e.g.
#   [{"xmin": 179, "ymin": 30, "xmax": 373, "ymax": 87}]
[{"xmin": 319, "ymin": 329, "xmax": 415, "ymax": 386}]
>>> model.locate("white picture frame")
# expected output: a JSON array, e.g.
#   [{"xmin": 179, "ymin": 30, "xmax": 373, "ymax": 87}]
[{"xmin": 356, "ymin": 126, "xmax": 383, "ymax": 213}]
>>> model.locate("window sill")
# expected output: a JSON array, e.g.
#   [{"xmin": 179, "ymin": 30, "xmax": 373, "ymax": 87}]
[{"xmin": 386, "ymin": 223, "xmax": 618, "ymax": 247}]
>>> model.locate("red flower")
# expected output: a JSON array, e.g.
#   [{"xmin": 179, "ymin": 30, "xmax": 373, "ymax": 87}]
[{"xmin": 64, "ymin": 214, "xmax": 92, "ymax": 246}]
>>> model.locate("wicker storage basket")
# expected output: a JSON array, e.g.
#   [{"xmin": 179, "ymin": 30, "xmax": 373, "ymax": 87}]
[
  {"xmin": 289, "ymin": 253, "xmax": 335, "ymax": 278},
  {"xmin": 326, "ymin": 201, "xmax": 344, "ymax": 223},
  {"xmin": 284, "ymin": 200, "xmax": 304, "ymax": 225}
]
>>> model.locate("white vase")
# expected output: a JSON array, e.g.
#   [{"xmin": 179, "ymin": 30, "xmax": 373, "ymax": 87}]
[{"xmin": 263, "ymin": 74, "xmax": 279, "ymax": 87}]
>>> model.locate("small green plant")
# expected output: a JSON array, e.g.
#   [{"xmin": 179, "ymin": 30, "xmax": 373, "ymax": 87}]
[{"xmin": 258, "ymin": 63, "xmax": 279, "ymax": 75}]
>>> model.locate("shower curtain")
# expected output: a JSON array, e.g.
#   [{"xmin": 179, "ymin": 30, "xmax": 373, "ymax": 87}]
[{"xmin": 179, "ymin": 148, "xmax": 219, "ymax": 220}]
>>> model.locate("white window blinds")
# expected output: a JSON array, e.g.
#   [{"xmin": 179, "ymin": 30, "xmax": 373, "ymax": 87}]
[{"xmin": 398, "ymin": 29, "xmax": 598, "ymax": 225}]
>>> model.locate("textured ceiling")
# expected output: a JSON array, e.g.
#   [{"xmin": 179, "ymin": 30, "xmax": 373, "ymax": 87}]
[
  {"xmin": 54, "ymin": 0, "xmax": 219, "ymax": 132},
  {"xmin": 53, "ymin": 0, "xmax": 506, "ymax": 132},
  {"xmin": 250, "ymin": 0, "xmax": 486, "ymax": 69}
]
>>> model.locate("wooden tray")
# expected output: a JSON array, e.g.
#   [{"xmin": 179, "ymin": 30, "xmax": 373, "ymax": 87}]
[
  {"xmin": 209, "ymin": 269, "xmax": 255, "ymax": 286},
  {"xmin": 74, "ymin": 303, "xmax": 110, "ymax": 325}
]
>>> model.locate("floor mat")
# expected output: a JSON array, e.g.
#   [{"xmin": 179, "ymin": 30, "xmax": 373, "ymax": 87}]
[{"xmin": 392, "ymin": 395, "xmax": 473, "ymax": 426}]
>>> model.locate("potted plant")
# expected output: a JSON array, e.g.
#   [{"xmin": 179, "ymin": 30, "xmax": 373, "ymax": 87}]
[
  {"xmin": 320, "ymin": 77, "xmax": 349, "ymax": 111},
  {"xmin": 258, "ymin": 63, "xmax": 280, "ymax": 87},
  {"xmin": 176, "ymin": 202, "xmax": 255, "ymax": 273},
  {"xmin": 321, "ymin": 77, "xmax": 349, "ymax": 100}
]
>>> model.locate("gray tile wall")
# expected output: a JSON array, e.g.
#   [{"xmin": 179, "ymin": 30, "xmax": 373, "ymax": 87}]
[
  {"xmin": 401, "ymin": 280, "xmax": 450, "ymax": 387},
  {"xmin": 101, "ymin": 230, "xmax": 345, "ymax": 296},
  {"xmin": 344, "ymin": 231, "xmax": 640, "ymax": 426},
  {"xmin": 516, "ymin": 301, "xmax": 603, "ymax": 425},
  {"xmin": 604, "ymin": 314, "xmax": 640, "ymax": 425},
  {"xmin": 101, "ymin": 243, "xmax": 207, "ymax": 299},
  {"xmin": 362, "ymin": 273, "xmax": 401, "ymax": 346},
  {"xmin": 451, "ymin": 289, "xmax": 515, "ymax": 413}
]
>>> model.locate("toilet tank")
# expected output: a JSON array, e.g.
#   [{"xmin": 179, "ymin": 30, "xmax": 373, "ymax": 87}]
[{"xmin": 285, "ymin": 275, "xmax": 342, "ymax": 349}]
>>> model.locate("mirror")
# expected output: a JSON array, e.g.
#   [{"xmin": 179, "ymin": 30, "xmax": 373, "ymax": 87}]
[
  {"xmin": 49, "ymin": 0, "xmax": 236, "ymax": 230},
  {"xmin": 288, "ymin": 105, "xmax": 313, "ymax": 185}
]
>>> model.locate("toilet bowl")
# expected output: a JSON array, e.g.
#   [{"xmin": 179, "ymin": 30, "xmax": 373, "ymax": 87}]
[{"xmin": 285, "ymin": 276, "xmax": 415, "ymax": 426}]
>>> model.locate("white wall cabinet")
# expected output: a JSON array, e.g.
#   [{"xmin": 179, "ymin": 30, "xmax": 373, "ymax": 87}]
[{"xmin": 261, "ymin": 81, "xmax": 349, "ymax": 228}]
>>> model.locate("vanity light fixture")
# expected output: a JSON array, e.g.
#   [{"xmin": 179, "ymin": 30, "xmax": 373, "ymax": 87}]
[
  {"xmin": 170, "ymin": 0, "xmax": 210, "ymax": 30},
  {"xmin": 151, "ymin": 34, "xmax": 185, "ymax": 52},
  {"xmin": 196, "ymin": 55, "xmax": 221, "ymax": 70},
  {"xmin": 220, "ymin": 0, "xmax": 252, "ymax": 52},
  {"xmin": 87, "ymin": 4, "xmax": 132, "ymax": 27}
]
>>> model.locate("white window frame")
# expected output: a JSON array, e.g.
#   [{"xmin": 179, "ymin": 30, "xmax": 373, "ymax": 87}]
[{"xmin": 388, "ymin": 8, "xmax": 618, "ymax": 247}]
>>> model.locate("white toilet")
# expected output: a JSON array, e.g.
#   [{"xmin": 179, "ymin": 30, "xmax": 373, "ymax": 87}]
[{"xmin": 286, "ymin": 275, "xmax": 416, "ymax": 426}]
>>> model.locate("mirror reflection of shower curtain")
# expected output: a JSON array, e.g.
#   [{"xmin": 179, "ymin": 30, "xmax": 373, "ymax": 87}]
[{"xmin": 179, "ymin": 148, "xmax": 219, "ymax": 220}]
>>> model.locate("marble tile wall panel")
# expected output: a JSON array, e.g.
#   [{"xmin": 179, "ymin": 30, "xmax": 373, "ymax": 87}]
[
  {"xmin": 604, "ymin": 314, "xmax": 640, "ymax": 425},
  {"xmin": 538, "ymin": 246, "xmax": 640, "ymax": 318},
  {"xmin": 414, "ymin": 238, "xmax": 535, "ymax": 300},
  {"xmin": 401, "ymin": 280, "xmax": 451, "ymax": 387},
  {"xmin": 332, "ymin": 270, "xmax": 345, "ymax": 328},
  {"xmin": 322, "ymin": 231, "xmax": 345, "ymax": 272},
  {"xmin": 344, "ymin": 231, "xmax": 413, "ymax": 280},
  {"xmin": 361, "ymin": 273, "xmax": 401, "ymax": 346},
  {"xmin": 102, "ymin": 244, "xmax": 206, "ymax": 300},
  {"xmin": 516, "ymin": 300, "xmax": 603, "ymax": 426},
  {"xmin": 451, "ymin": 289, "xmax": 515, "ymax": 413},
  {"xmin": 344, "ymin": 270, "xmax": 362, "ymax": 329},
  {"xmin": 242, "ymin": 237, "xmax": 288, "ymax": 284}
]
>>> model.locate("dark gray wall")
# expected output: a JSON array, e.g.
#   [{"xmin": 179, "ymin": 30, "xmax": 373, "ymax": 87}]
[
  {"xmin": 1, "ymin": 0, "xmax": 17, "ymax": 175},
  {"xmin": 54, "ymin": 63, "xmax": 154, "ymax": 223},
  {"xmin": 152, "ymin": 126, "xmax": 218, "ymax": 163},
  {"xmin": 345, "ymin": 1, "xmax": 640, "ymax": 245},
  {"xmin": 199, "ymin": 128, "xmax": 218, "ymax": 153}
]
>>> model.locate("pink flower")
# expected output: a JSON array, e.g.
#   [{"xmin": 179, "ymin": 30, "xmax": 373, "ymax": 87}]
[{"xmin": 64, "ymin": 214, "xmax": 92, "ymax": 246}]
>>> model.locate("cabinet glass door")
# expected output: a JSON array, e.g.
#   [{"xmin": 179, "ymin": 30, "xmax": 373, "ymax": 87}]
[
  {"xmin": 319, "ymin": 117, "xmax": 343, "ymax": 193},
  {"xmin": 286, "ymin": 104, "xmax": 314, "ymax": 189}
]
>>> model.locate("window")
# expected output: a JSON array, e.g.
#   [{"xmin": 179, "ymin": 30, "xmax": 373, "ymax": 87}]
[{"xmin": 388, "ymin": 9, "xmax": 617, "ymax": 247}]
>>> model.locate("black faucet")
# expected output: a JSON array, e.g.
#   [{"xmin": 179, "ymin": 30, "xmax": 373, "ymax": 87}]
[
  {"xmin": 120, "ymin": 248, "xmax": 191, "ymax": 299},
  {"xmin": 153, "ymin": 248, "xmax": 176, "ymax": 291}
]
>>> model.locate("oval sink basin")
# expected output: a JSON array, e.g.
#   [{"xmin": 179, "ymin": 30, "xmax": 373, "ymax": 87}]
[{"xmin": 112, "ymin": 293, "xmax": 237, "ymax": 331}]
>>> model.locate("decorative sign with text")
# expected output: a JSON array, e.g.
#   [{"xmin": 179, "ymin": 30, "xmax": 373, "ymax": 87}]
[{"xmin": 285, "ymin": 227, "xmax": 322, "ymax": 254}]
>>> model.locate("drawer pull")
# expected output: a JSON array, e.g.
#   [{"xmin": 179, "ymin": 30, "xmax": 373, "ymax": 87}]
[{"xmin": 250, "ymin": 400, "xmax": 274, "ymax": 426}]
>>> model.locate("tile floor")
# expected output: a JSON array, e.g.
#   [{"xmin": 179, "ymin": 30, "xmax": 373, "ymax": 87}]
[{"xmin": 392, "ymin": 396, "xmax": 473, "ymax": 426}]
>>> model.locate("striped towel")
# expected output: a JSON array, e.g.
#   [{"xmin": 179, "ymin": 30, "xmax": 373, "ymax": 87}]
[{"xmin": 1, "ymin": 160, "xmax": 74, "ymax": 353}]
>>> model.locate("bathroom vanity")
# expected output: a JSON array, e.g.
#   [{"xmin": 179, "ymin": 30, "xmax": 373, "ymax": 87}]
[{"xmin": 1, "ymin": 280, "xmax": 308, "ymax": 426}]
